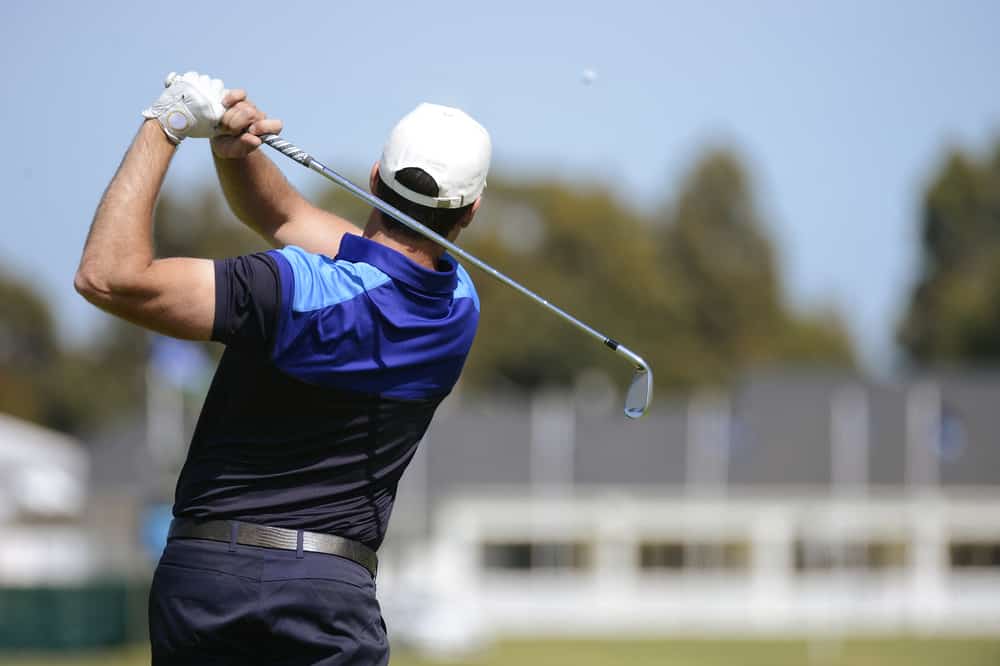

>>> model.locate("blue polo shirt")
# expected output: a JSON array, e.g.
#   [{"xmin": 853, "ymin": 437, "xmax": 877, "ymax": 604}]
[{"xmin": 172, "ymin": 234, "xmax": 479, "ymax": 550}]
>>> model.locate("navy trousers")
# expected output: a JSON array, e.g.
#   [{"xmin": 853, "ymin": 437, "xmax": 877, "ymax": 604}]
[{"xmin": 149, "ymin": 536, "xmax": 389, "ymax": 665}]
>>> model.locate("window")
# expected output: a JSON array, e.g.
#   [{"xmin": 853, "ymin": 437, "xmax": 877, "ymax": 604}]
[
  {"xmin": 639, "ymin": 540, "xmax": 751, "ymax": 572},
  {"xmin": 937, "ymin": 402, "xmax": 967, "ymax": 462},
  {"xmin": 482, "ymin": 541, "xmax": 592, "ymax": 572},
  {"xmin": 639, "ymin": 542, "xmax": 684, "ymax": 570},
  {"xmin": 949, "ymin": 541, "xmax": 1000, "ymax": 569},
  {"xmin": 793, "ymin": 539, "xmax": 908, "ymax": 572}
]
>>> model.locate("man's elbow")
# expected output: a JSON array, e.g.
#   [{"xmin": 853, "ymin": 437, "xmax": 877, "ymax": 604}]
[{"xmin": 73, "ymin": 267, "xmax": 114, "ymax": 306}]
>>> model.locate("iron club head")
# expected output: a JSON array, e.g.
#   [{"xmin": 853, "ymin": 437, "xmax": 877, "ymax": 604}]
[{"xmin": 624, "ymin": 366, "xmax": 653, "ymax": 419}]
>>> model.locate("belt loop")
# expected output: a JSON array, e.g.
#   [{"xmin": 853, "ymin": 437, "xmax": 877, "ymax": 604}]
[
  {"xmin": 229, "ymin": 521, "xmax": 239, "ymax": 552},
  {"xmin": 296, "ymin": 529, "xmax": 305, "ymax": 559}
]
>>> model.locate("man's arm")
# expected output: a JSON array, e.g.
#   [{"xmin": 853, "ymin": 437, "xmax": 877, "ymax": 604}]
[
  {"xmin": 212, "ymin": 90, "xmax": 360, "ymax": 256},
  {"xmin": 74, "ymin": 120, "xmax": 215, "ymax": 339}
]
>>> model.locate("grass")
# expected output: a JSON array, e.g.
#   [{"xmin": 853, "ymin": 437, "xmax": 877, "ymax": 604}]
[{"xmin": 3, "ymin": 638, "xmax": 1000, "ymax": 666}]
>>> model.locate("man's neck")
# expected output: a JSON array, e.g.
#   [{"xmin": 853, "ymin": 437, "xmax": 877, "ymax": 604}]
[{"xmin": 361, "ymin": 212, "xmax": 445, "ymax": 271}]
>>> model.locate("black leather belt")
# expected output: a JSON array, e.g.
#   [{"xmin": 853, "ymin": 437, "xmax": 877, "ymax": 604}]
[{"xmin": 168, "ymin": 518, "xmax": 378, "ymax": 577}]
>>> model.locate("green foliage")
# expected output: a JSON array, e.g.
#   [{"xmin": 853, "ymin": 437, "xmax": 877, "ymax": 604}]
[
  {"xmin": 48, "ymin": 318, "xmax": 151, "ymax": 434},
  {"xmin": 153, "ymin": 188, "xmax": 266, "ymax": 259},
  {"xmin": 0, "ymin": 271, "xmax": 60, "ymax": 424},
  {"xmin": 658, "ymin": 151, "xmax": 853, "ymax": 383},
  {"xmin": 899, "ymin": 141, "xmax": 1000, "ymax": 363},
  {"xmin": 659, "ymin": 151, "xmax": 786, "ymax": 381},
  {"xmin": 313, "ymin": 177, "xmax": 374, "ymax": 231},
  {"xmin": 459, "ymin": 180, "xmax": 688, "ymax": 391},
  {"xmin": 0, "ymin": 270, "xmax": 147, "ymax": 433}
]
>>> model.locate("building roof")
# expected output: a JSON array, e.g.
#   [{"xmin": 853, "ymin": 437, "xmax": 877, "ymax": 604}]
[{"xmin": 395, "ymin": 370, "xmax": 1000, "ymax": 518}]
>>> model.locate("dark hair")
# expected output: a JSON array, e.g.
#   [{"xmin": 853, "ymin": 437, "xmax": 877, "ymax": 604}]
[{"xmin": 374, "ymin": 167, "xmax": 474, "ymax": 240}]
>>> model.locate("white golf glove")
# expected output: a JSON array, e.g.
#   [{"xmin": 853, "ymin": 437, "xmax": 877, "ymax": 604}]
[{"xmin": 142, "ymin": 71, "xmax": 226, "ymax": 144}]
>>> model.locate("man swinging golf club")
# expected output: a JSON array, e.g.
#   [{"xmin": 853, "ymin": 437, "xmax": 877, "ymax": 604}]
[{"xmin": 75, "ymin": 71, "xmax": 490, "ymax": 665}]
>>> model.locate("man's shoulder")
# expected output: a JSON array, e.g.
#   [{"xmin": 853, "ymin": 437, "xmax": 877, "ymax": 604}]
[{"xmin": 270, "ymin": 245, "xmax": 391, "ymax": 314}]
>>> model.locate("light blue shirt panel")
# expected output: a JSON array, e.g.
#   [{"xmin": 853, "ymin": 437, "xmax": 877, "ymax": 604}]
[
  {"xmin": 276, "ymin": 245, "xmax": 392, "ymax": 313},
  {"xmin": 453, "ymin": 263, "xmax": 480, "ymax": 311}
]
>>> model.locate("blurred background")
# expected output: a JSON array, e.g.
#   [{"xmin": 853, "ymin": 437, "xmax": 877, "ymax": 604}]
[{"xmin": 2, "ymin": 1, "xmax": 1000, "ymax": 664}]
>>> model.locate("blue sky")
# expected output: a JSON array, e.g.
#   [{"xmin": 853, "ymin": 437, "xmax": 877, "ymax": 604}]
[{"xmin": 2, "ymin": 1, "xmax": 998, "ymax": 372}]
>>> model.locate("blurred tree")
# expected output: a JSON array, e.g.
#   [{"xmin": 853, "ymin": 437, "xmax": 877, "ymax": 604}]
[
  {"xmin": 775, "ymin": 309, "xmax": 855, "ymax": 365},
  {"xmin": 313, "ymin": 176, "xmax": 373, "ymax": 231},
  {"xmin": 42, "ymin": 319, "xmax": 149, "ymax": 434},
  {"xmin": 0, "ymin": 272, "xmax": 60, "ymax": 423},
  {"xmin": 154, "ymin": 187, "xmax": 266, "ymax": 259},
  {"xmin": 659, "ymin": 150, "xmax": 785, "ymax": 381},
  {"xmin": 658, "ymin": 150, "xmax": 853, "ymax": 383},
  {"xmin": 0, "ymin": 271, "xmax": 144, "ymax": 434},
  {"xmin": 458, "ymin": 180, "xmax": 689, "ymax": 392},
  {"xmin": 899, "ymin": 143, "xmax": 1000, "ymax": 363}
]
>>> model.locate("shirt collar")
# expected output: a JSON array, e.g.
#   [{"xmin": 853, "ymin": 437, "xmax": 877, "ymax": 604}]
[{"xmin": 336, "ymin": 233, "xmax": 458, "ymax": 295}]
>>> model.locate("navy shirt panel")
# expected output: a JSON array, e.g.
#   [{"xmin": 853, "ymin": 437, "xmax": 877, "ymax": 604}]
[
  {"xmin": 173, "ymin": 236, "xmax": 478, "ymax": 550},
  {"xmin": 173, "ymin": 348, "xmax": 439, "ymax": 549},
  {"xmin": 211, "ymin": 253, "xmax": 281, "ymax": 352}
]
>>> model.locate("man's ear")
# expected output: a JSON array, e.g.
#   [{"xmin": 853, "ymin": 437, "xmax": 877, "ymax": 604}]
[
  {"xmin": 369, "ymin": 162, "xmax": 380, "ymax": 192},
  {"xmin": 460, "ymin": 196, "xmax": 482, "ymax": 228}
]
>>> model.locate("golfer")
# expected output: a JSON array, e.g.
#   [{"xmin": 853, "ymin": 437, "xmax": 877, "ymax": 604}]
[{"xmin": 75, "ymin": 71, "xmax": 490, "ymax": 665}]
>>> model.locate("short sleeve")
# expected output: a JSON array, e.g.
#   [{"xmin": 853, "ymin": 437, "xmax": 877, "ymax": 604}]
[{"xmin": 212, "ymin": 253, "xmax": 281, "ymax": 353}]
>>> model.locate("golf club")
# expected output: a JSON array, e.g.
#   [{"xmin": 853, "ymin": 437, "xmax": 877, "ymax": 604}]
[{"xmin": 260, "ymin": 134, "xmax": 653, "ymax": 419}]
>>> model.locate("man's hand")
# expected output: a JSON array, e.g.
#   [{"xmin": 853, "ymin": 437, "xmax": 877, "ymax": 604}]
[
  {"xmin": 211, "ymin": 90, "xmax": 284, "ymax": 159},
  {"xmin": 142, "ymin": 71, "xmax": 227, "ymax": 144}
]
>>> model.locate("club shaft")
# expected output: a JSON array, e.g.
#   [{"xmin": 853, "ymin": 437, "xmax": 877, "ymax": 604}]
[{"xmin": 261, "ymin": 134, "xmax": 649, "ymax": 373}]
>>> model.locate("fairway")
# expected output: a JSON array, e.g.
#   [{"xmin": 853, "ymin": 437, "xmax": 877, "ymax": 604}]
[{"xmin": 4, "ymin": 638, "xmax": 1000, "ymax": 666}]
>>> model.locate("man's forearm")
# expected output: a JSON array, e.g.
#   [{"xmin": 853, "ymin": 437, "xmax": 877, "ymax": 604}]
[
  {"xmin": 76, "ymin": 120, "xmax": 175, "ymax": 294},
  {"xmin": 214, "ymin": 150, "xmax": 309, "ymax": 244},
  {"xmin": 209, "ymin": 89, "xmax": 360, "ymax": 256}
]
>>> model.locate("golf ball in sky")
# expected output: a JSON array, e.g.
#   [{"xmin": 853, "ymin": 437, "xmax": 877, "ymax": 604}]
[{"xmin": 581, "ymin": 69, "xmax": 597, "ymax": 85}]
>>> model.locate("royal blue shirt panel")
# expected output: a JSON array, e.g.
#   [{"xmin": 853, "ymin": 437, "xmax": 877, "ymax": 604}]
[{"xmin": 268, "ymin": 236, "xmax": 479, "ymax": 399}]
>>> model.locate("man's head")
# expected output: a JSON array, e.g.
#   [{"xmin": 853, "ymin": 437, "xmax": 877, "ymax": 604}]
[{"xmin": 370, "ymin": 103, "xmax": 491, "ymax": 243}]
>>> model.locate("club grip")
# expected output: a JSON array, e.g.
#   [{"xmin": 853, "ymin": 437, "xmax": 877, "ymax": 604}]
[{"xmin": 260, "ymin": 134, "xmax": 312, "ymax": 166}]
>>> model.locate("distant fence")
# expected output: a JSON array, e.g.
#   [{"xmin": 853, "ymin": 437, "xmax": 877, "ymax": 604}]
[{"xmin": 0, "ymin": 580, "xmax": 146, "ymax": 650}]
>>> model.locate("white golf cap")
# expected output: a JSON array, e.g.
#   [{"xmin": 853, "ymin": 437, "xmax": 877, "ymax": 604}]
[{"xmin": 379, "ymin": 103, "xmax": 491, "ymax": 209}]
